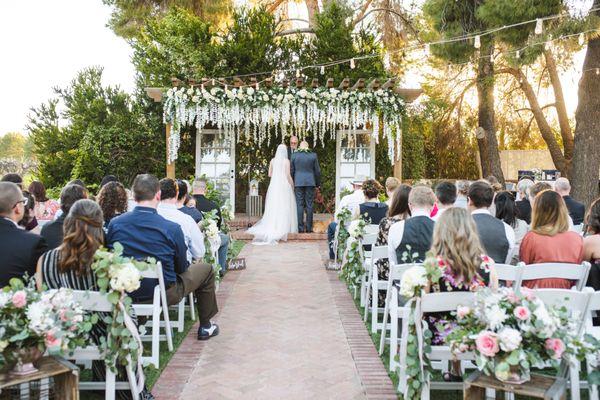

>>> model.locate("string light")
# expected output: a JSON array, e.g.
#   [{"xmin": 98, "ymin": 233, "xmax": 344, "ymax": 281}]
[
  {"xmin": 320, "ymin": 66, "xmax": 325, "ymax": 75},
  {"xmin": 516, "ymin": 50, "xmax": 520, "ymax": 59},
  {"xmin": 296, "ymin": 69, "xmax": 300, "ymax": 78},
  {"xmin": 474, "ymin": 35, "xmax": 481, "ymax": 49},
  {"xmin": 350, "ymin": 58, "xmax": 356, "ymax": 69},
  {"xmin": 596, "ymin": 68, "xmax": 600, "ymax": 75},
  {"xmin": 212, "ymin": 79, "xmax": 215, "ymax": 86},
  {"xmin": 579, "ymin": 32, "xmax": 586, "ymax": 46},
  {"xmin": 535, "ymin": 18, "xmax": 543, "ymax": 35}
]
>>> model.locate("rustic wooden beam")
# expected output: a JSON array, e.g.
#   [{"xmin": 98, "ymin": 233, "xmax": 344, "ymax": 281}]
[
  {"xmin": 367, "ymin": 79, "xmax": 381, "ymax": 90},
  {"xmin": 281, "ymin": 79, "xmax": 289, "ymax": 88},
  {"xmin": 351, "ymin": 78, "xmax": 365, "ymax": 90},
  {"xmin": 326, "ymin": 78, "xmax": 334, "ymax": 88},
  {"xmin": 170, "ymin": 77, "xmax": 181, "ymax": 87},
  {"xmin": 145, "ymin": 87, "xmax": 164, "ymax": 102},
  {"xmin": 393, "ymin": 87, "xmax": 423, "ymax": 102},
  {"xmin": 339, "ymin": 78, "xmax": 350, "ymax": 89},
  {"xmin": 264, "ymin": 78, "xmax": 273, "ymax": 87},
  {"xmin": 311, "ymin": 78, "xmax": 319, "ymax": 88},
  {"xmin": 295, "ymin": 77, "xmax": 304, "ymax": 88},
  {"xmin": 249, "ymin": 77, "xmax": 257, "ymax": 88},
  {"xmin": 381, "ymin": 78, "xmax": 396, "ymax": 89},
  {"xmin": 233, "ymin": 77, "xmax": 243, "ymax": 87}
]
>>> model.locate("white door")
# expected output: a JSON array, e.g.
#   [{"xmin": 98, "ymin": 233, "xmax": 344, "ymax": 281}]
[
  {"xmin": 195, "ymin": 129, "xmax": 236, "ymax": 209},
  {"xmin": 335, "ymin": 130, "xmax": 376, "ymax": 208}
]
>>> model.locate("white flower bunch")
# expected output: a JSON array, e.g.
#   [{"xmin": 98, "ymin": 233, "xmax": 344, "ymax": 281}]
[
  {"xmin": 109, "ymin": 262, "xmax": 142, "ymax": 293},
  {"xmin": 26, "ymin": 300, "xmax": 54, "ymax": 335},
  {"xmin": 204, "ymin": 220, "xmax": 220, "ymax": 240},
  {"xmin": 347, "ymin": 220, "xmax": 363, "ymax": 238},
  {"xmin": 0, "ymin": 292, "xmax": 10, "ymax": 308},
  {"xmin": 497, "ymin": 327, "xmax": 522, "ymax": 352},
  {"xmin": 399, "ymin": 266, "xmax": 428, "ymax": 298}
]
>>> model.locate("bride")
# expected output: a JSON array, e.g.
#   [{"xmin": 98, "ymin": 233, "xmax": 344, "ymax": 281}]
[{"xmin": 247, "ymin": 144, "xmax": 298, "ymax": 244}]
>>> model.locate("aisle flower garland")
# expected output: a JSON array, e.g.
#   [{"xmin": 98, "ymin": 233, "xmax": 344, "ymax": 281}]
[
  {"xmin": 340, "ymin": 218, "xmax": 367, "ymax": 290},
  {"xmin": 334, "ymin": 207, "xmax": 353, "ymax": 264},
  {"xmin": 200, "ymin": 209, "xmax": 222, "ymax": 282},
  {"xmin": 162, "ymin": 85, "xmax": 405, "ymax": 163}
]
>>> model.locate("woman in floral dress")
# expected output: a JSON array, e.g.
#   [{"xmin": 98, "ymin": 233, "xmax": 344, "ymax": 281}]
[
  {"xmin": 424, "ymin": 207, "xmax": 498, "ymax": 381},
  {"xmin": 375, "ymin": 184, "xmax": 411, "ymax": 307},
  {"xmin": 29, "ymin": 181, "xmax": 60, "ymax": 221}
]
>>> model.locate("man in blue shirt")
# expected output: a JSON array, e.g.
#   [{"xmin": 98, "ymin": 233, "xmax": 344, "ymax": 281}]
[{"xmin": 107, "ymin": 174, "xmax": 219, "ymax": 340}]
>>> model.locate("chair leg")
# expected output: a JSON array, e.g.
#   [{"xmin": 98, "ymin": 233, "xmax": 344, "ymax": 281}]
[
  {"xmin": 105, "ymin": 367, "xmax": 116, "ymax": 400},
  {"xmin": 389, "ymin": 304, "xmax": 398, "ymax": 372},
  {"xmin": 363, "ymin": 279, "xmax": 371, "ymax": 322},
  {"xmin": 189, "ymin": 293, "xmax": 196, "ymax": 321},
  {"xmin": 161, "ymin": 296, "xmax": 174, "ymax": 352},
  {"xmin": 379, "ymin": 291, "xmax": 390, "ymax": 355},
  {"xmin": 125, "ymin": 357, "xmax": 139, "ymax": 400},
  {"xmin": 151, "ymin": 291, "xmax": 161, "ymax": 368},
  {"xmin": 570, "ymin": 360, "xmax": 581, "ymax": 400},
  {"xmin": 177, "ymin": 299, "xmax": 185, "ymax": 333},
  {"xmin": 588, "ymin": 355, "xmax": 599, "ymax": 400}
]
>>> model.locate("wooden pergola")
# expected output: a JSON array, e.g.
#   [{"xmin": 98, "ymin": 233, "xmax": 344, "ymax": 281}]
[{"xmin": 146, "ymin": 76, "xmax": 422, "ymax": 181}]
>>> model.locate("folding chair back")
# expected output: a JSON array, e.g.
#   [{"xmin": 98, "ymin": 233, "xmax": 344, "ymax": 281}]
[
  {"xmin": 494, "ymin": 263, "xmax": 523, "ymax": 287},
  {"xmin": 70, "ymin": 290, "xmax": 139, "ymax": 400},
  {"xmin": 365, "ymin": 224, "xmax": 380, "ymax": 235},
  {"xmin": 520, "ymin": 262, "xmax": 591, "ymax": 290},
  {"xmin": 363, "ymin": 246, "xmax": 389, "ymax": 322}
]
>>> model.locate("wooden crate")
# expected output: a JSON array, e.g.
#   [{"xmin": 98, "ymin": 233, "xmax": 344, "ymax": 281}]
[
  {"xmin": 0, "ymin": 357, "xmax": 79, "ymax": 400},
  {"xmin": 464, "ymin": 370, "xmax": 567, "ymax": 400}
]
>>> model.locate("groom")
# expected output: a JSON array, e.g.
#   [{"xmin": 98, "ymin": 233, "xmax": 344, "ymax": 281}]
[{"xmin": 291, "ymin": 141, "xmax": 321, "ymax": 233}]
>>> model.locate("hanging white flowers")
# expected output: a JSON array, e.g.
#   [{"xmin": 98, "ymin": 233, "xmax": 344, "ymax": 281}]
[{"xmin": 163, "ymin": 85, "xmax": 407, "ymax": 163}]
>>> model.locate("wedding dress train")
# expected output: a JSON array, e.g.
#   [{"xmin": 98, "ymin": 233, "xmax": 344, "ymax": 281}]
[{"xmin": 247, "ymin": 144, "xmax": 298, "ymax": 244}]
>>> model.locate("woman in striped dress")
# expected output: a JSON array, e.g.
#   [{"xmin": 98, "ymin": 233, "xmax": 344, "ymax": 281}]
[{"xmin": 35, "ymin": 199, "xmax": 153, "ymax": 400}]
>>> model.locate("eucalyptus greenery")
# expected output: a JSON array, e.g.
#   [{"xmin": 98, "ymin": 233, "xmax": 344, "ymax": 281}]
[
  {"xmin": 340, "ymin": 218, "xmax": 367, "ymax": 290},
  {"xmin": 335, "ymin": 207, "xmax": 353, "ymax": 262}
]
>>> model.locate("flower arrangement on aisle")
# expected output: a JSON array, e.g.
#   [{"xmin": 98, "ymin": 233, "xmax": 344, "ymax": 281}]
[
  {"xmin": 220, "ymin": 200, "xmax": 235, "ymax": 235},
  {"xmin": 334, "ymin": 206, "xmax": 352, "ymax": 263},
  {"xmin": 200, "ymin": 209, "xmax": 222, "ymax": 281},
  {"xmin": 0, "ymin": 278, "xmax": 94, "ymax": 374},
  {"xmin": 340, "ymin": 218, "xmax": 367, "ymax": 289},
  {"xmin": 447, "ymin": 286, "xmax": 595, "ymax": 384},
  {"xmin": 91, "ymin": 243, "xmax": 153, "ymax": 385},
  {"xmin": 163, "ymin": 85, "xmax": 405, "ymax": 163}
]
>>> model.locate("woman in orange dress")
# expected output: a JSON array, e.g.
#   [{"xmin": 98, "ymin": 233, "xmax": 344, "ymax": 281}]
[{"xmin": 519, "ymin": 189, "xmax": 583, "ymax": 288}]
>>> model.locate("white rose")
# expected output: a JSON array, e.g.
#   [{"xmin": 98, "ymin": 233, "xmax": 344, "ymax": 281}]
[
  {"xmin": 342, "ymin": 92, "xmax": 350, "ymax": 99},
  {"xmin": 167, "ymin": 88, "xmax": 174, "ymax": 97},
  {"xmin": 399, "ymin": 266, "xmax": 427, "ymax": 298},
  {"xmin": 262, "ymin": 94, "xmax": 269, "ymax": 102},
  {"xmin": 187, "ymin": 88, "xmax": 194, "ymax": 96},
  {"xmin": 347, "ymin": 220, "xmax": 361, "ymax": 238},
  {"xmin": 210, "ymin": 87, "xmax": 219, "ymax": 96},
  {"xmin": 192, "ymin": 95, "xmax": 199, "ymax": 103},
  {"xmin": 276, "ymin": 94, "xmax": 284, "ymax": 102},
  {"xmin": 26, "ymin": 301, "xmax": 54, "ymax": 335},
  {"xmin": 246, "ymin": 87, "xmax": 255, "ymax": 95},
  {"xmin": 298, "ymin": 89, "xmax": 307, "ymax": 98},
  {"xmin": 110, "ymin": 263, "xmax": 141, "ymax": 293},
  {"xmin": 0, "ymin": 292, "xmax": 11, "ymax": 308},
  {"xmin": 487, "ymin": 304, "xmax": 508, "ymax": 330},
  {"xmin": 285, "ymin": 94, "xmax": 294, "ymax": 101},
  {"xmin": 497, "ymin": 327, "xmax": 522, "ymax": 352}
]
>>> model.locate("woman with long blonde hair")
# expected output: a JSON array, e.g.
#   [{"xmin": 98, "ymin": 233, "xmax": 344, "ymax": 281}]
[
  {"xmin": 519, "ymin": 189, "xmax": 583, "ymax": 288},
  {"xmin": 425, "ymin": 207, "xmax": 497, "ymax": 382}
]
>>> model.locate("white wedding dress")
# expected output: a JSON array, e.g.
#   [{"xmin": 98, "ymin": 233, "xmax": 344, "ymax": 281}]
[{"xmin": 248, "ymin": 144, "xmax": 298, "ymax": 244}]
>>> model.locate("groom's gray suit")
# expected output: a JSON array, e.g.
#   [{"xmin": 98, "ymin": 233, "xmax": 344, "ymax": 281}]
[{"xmin": 291, "ymin": 151, "xmax": 321, "ymax": 233}]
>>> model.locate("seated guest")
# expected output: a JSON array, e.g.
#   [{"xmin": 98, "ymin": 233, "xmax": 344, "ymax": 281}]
[
  {"xmin": 97, "ymin": 181, "xmax": 128, "ymax": 231},
  {"xmin": 454, "ymin": 180, "xmax": 469, "ymax": 209},
  {"xmin": 494, "ymin": 191, "xmax": 528, "ymax": 264},
  {"xmin": 327, "ymin": 178, "xmax": 365, "ymax": 261},
  {"xmin": 1, "ymin": 173, "xmax": 23, "ymax": 188},
  {"xmin": 484, "ymin": 176, "xmax": 502, "ymax": 216},
  {"xmin": 107, "ymin": 174, "xmax": 219, "ymax": 340},
  {"xmin": 423, "ymin": 207, "xmax": 498, "ymax": 380},
  {"xmin": 388, "ymin": 185, "xmax": 436, "ymax": 264},
  {"xmin": 554, "ymin": 177, "xmax": 585, "ymax": 225},
  {"xmin": 19, "ymin": 190, "xmax": 39, "ymax": 232},
  {"xmin": 0, "ymin": 182, "xmax": 47, "ymax": 287},
  {"xmin": 433, "ymin": 181, "xmax": 457, "ymax": 222},
  {"xmin": 584, "ymin": 198, "xmax": 600, "ymax": 291},
  {"xmin": 35, "ymin": 199, "xmax": 153, "ymax": 400},
  {"xmin": 359, "ymin": 179, "xmax": 388, "ymax": 225},
  {"xmin": 384, "ymin": 177, "xmax": 400, "ymax": 206},
  {"xmin": 158, "ymin": 178, "xmax": 205, "ymax": 262},
  {"xmin": 468, "ymin": 181, "xmax": 515, "ymax": 264},
  {"xmin": 528, "ymin": 181, "xmax": 552, "ymax": 204},
  {"xmin": 41, "ymin": 184, "xmax": 87, "ymax": 249},
  {"xmin": 520, "ymin": 190, "xmax": 583, "ymax": 289},
  {"xmin": 375, "ymin": 184, "xmax": 411, "ymax": 306},
  {"xmin": 191, "ymin": 178, "xmax": 229, "ymax": 275},
  {"xmin": 515, "ymin": 178, "xmax": 534, "ymax": 224},
  {"xmin": 29, "ymin": 181, "xmax": 60, "ymax": 221},
  {"xmin": 100, "ymin": 174, "xmax": 118, "ymax": 189},
  {"xmin": 176, "ymin": 179, "xmax": 202, "ymax": 223}
]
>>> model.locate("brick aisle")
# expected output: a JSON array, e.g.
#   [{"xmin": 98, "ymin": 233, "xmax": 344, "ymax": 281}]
[{"xmin": 153, "ymin": 241, "xmax": 396, "ymax": 399}]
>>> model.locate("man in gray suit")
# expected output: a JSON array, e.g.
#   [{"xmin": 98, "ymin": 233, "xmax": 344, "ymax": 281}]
[{"xmin": 291, "ymin": 141, "xmax": 321, "ymax": 233}]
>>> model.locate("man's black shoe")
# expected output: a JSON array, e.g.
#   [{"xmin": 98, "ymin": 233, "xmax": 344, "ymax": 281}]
[{"xmin": 198, "ymin": 322, "xmax": 219, "ymax": 340}]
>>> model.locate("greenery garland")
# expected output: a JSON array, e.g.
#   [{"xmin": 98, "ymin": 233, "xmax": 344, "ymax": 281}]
[
  {"xmin": 335, "ymin": 207, "xmax": 353, "ymax": 263},
  {"xmin": 200, "ymin": 209, "xmax": 222, "ymax": 282},
  {"xmin": 340, "ymin": 218, "xmax": 367, "ymax": 290}
]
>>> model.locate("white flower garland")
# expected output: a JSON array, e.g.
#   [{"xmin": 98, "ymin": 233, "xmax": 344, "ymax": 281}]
[{"xmin": 163, "ymin": 86, "xmax": 405, "ymax": 163}]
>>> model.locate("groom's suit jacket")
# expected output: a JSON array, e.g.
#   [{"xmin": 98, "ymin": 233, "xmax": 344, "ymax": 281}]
[{"xmin": 291, "ymin": 151, "xmax": 321, "ymax": 187}]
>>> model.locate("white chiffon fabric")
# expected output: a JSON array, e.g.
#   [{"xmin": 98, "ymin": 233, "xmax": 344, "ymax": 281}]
[{"xmin": 248, "ymin": 144, "xmax": 298, "ymax": 244}]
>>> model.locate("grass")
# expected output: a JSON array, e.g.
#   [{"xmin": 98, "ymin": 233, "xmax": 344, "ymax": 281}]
[{"xmin": 80, "ymin": 240, "xmax": 246, "ymax": 399}]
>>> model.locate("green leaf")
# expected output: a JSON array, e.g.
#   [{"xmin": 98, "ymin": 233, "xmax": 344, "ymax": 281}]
[{"xmin": 107, "ymin": 291, "xmax": 120, "ymax": 305}]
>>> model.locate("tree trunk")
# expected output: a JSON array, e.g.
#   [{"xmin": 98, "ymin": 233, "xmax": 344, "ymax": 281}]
[
  {"xmin": 544, "ymin": 49, "xmax": 574, "ymax": 161},
  {"xmin": 500, "ymin": 67, "xmax": 568, "ymax": 176},
  {"xmin": 306, "ymin": 0, "xmax": 319, "ymax": 27},
  {"xmin": 571, "ymin": 0, "xmax": 600, "ymax": 207},
  {"xmin": 476, "ymin": 38, "xmax": 505, "ymax": 183}
]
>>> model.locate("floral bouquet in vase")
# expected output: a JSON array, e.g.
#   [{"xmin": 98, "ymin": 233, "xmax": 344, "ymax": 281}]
[
  {"xmin": 200, "ymin": 209, "xmax": 222, "ymax": 281},
  {"xmin": 447, "ymin": 287, "xmax": 586, "ymax": 384},
  {"xmin": 0, "ymin": 278, "xmax": 94, "ymax": 375}
]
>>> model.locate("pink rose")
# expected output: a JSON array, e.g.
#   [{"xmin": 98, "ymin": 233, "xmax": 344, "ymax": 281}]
[
  {"xmin": 520, "ymin": 287, "xmax": 535, "ymax": 301},
  {"xmin": 475, "ymin": 331, "xmax": 499, "ymax": 357},
  {"xmin": 506, "ymin": 289, "xmax": 519, "ymax": 304},
  {"xmin": 45, "ymin": 331, "xmax": 61, "ymax": 348},
  {"xmin": 457, "ymin": 306, "xmax": 471, "ymax": 319},
  {"xmin": 545, "ymin": 338, "xmax": 565, "ymax": 359},
  {"xmin": 458, "ymin": 343, "xmax": 469, "ymax": 353},
  {"xmin": 513, "ymin": 306, "xmax": 530, "ymax": 321},
  {"xmin": 11, "ymin": 291, "xmax": 27, "ymax": 308}
]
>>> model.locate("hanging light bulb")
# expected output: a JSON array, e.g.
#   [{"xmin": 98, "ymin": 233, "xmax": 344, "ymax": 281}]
[
  {"xmin": 211, "ymin": 79, "xmax": 215, "ymax": 86},
  {"xmin": 201, "ymin": 83, "xmax": 205, "ymax": 90},
  {"xmin": 256, "ymin": 82, "xmax": 259, "ymax": 90},
  {"xmin": 224, "ymin": 84, "xmax": 228, "ymax": 91},
  {"xmin": 474, "ymin": 35, "xmax": 481, "ymax": 49},
  {"xmin": 320, "ymin": 66, "xmax": 325, "ymax": 75},
  {"xmin": 596, "ymin": 68, "xmax": 600, "ymax": 75},
  {"xmin": 516, "ymin": 50, "xmax": 521, "ymax": 59},
  {"xmin": 535, "ymin": 18, "xmax": 543, "ymax": 35},
  {"xmin": 579, "ymin": 32, "xmax": 585, "ymax": 46},
  {"xmin": 350, "ymin": 58, "xmax": 356, "ymax": 69},
  {"xmin": 296, "ymin": 69, "xmax": 300, "ymax": 78}
]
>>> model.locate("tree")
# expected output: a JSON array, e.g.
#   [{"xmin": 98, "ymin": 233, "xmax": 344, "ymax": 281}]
[
  {"xmin": 572, "ymin": 2, "xmax": 600, "ymax": 206},
  {"xmin": 0, "ymin": 133, "xmax": 28, "ymax": 160},
  {"xmin": 423, "ymin": 0, "xmax": 504, "ymax": 182}
]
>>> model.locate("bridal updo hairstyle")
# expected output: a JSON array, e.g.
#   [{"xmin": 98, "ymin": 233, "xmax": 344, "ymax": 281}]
[
  {"xmin": 362, "ymin": 179, "xmax": 382, "ymax": 200},
  {"xmin": 59, "ymin": 199, "xmax": 104, "ymax": 275}
]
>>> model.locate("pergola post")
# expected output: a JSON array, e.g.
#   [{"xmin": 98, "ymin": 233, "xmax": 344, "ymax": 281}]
[{"xmin": 166, "ymin": 123, "xmax": 175, "ymax": 179}]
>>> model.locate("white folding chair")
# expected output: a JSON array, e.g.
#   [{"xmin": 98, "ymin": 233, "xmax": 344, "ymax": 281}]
[
  {"xmin": 415, "ymin": 291, "xmax": 477, "ymax": 399},
  {"xmin": 132, "ymin": 262, "xmax": 173, "ymax": 368},
  {"xmin": 71, "ymin": 290, "xmax": 140, "ymax": 400},
  {"xmin": 518, "ymin": 262, "xmax": 591, "ymax": 291},
  {"xmin": 363, "ymin": 246, "xmax": 387, "ymax": 323},
  {"xmin": 359, "ymin": 233, "xmax": 378, "ymax": 306},
  {"xmin": 585, "ymin": 291, "xmax": 600, "ymax": 400},
  {"xmin": 534, "ymin": 288, "xmax": 593, "ymax": 400},
  {"xmin": 378, "ymin": 263, "xmax": 422, "ymax": 372},
  {"xmin": 494, "ymin": 263, "xmax": 523, "ymax": 288},
  {"xmin": 170, "ymin": 293, "xmax": 196, "ymax": 333},
  {"xmin": 364, "ymin": 223, "xmax": 380, "ymax": 235}
]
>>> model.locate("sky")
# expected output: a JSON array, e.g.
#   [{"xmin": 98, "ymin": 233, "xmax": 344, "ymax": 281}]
[
  {"xmin": 0, "ymin": 1, "xmax": 136, "ymax": 135},
  {"xmin": 0, "ymin": 1, "xmax": 591, "ymax": 136}
]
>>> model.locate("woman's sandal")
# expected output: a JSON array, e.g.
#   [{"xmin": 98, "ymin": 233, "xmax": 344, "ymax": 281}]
[{"xmin": 442, "ymin": 372, "xmax": 463, "ymax": 382}]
